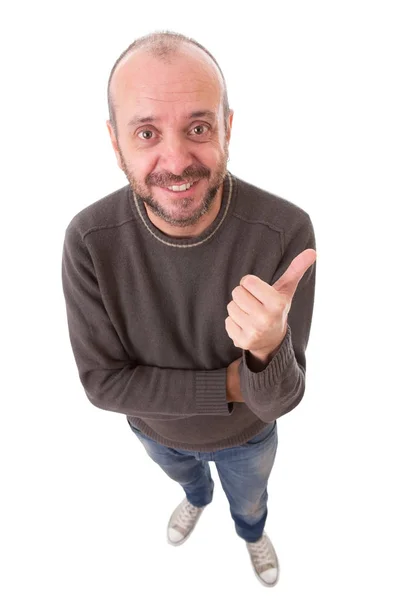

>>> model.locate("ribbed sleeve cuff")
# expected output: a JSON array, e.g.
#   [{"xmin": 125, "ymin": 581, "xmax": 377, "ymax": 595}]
[
  {"xmin": 195, "ymin": 368, "xmax": 231, "ymax": 414},
  {"xmin": 242, "ymin": 323, "xmax": 295, "ymax": 389}
]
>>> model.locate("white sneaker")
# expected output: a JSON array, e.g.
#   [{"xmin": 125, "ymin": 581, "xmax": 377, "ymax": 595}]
[
  {"xmin": 246, "ymin": 532, "xmax": 280, "ymax": 587},
  {"xmin": 167, "ymin": 497, "xmax": 206, "ymax": 546}
]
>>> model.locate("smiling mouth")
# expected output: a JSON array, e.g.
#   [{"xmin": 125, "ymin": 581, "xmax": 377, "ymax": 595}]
[{"xmin": 159, "ymin": 180, "xmax": 200, "ymax": 194}]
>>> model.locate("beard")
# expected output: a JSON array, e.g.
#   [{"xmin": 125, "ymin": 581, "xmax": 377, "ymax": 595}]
[{"xmin": 117, "ymin": 141, "xmax": 229, "ymax": 228}]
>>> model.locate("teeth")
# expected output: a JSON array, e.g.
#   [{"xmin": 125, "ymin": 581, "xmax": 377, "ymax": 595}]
[{"xmin": 167, "ymin": 181, "xmax": 195, "ymax": 192}]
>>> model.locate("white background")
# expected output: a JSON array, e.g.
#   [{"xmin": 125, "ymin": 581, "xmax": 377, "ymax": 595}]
[{"xmin": 1, "ymin": 1, "xmax": 399, "ymax": 598}]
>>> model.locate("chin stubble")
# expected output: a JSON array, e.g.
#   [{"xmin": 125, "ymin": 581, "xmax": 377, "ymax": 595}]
[{"xmin": 118, "ymin": 145, "xmax": 229, "ymax": 227}]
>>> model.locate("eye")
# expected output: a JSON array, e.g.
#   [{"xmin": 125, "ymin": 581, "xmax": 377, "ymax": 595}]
[
  {"xmin": 189, "ymin": 124, "xmax": 210, "ymax": 136},
  {"xmin": 138, "ymin": 130, "xmax": 155, "ymax": 140}
]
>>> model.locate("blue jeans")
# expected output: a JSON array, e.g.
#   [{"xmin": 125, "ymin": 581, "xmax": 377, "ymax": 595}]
[{"xmin": 127, "ymin": 420, "xmax": 278, "ymax": 543}]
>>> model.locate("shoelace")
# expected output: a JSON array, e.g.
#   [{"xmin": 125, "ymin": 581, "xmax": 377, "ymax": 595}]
[
  {"xmin": 176, "ymin": 501, "xmax": 200, "ymax": 528},
  {"xmin": 247, "ymin": 535, "xmax": 275, "ymax": 570}
]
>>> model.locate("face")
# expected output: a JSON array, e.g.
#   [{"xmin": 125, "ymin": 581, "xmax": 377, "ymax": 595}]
[{"xmin": 107, "ymin": 46, "xmax": 233, "ymax": 234}]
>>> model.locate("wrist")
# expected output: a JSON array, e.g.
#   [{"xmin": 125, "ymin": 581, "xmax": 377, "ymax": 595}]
[{"xmin": 246, "ymin": 350, "xmax": 271, "ymax": 372}]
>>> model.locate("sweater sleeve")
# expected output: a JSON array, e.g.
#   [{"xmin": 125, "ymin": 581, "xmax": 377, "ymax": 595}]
[
  {"xmin": 61, "ymin": 223, "xmax": 230, "ymax": 418},
  {"xmin": 238, "ymin": 214, "xmax": 317, "ymax": 422}
]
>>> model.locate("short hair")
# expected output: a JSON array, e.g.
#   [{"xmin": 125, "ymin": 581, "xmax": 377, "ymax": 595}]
[{"xmin": 107, "ymin": 30, "xmax": 230, "ymax": 136}]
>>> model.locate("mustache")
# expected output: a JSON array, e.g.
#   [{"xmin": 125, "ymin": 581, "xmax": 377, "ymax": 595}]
[{"xmin": 146, "ymin": 166, "xmax": 211, "ymax": 187}]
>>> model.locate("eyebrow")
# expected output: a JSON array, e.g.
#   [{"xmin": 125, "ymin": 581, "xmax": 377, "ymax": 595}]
[{"xmin": 127, "ymin": 110, "xmax": 217, "ymax": 128}]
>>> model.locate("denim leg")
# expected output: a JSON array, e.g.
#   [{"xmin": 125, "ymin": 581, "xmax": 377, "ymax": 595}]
[
  {"xmin": 127, "ymin": 421, "xmax": 214, "ymax": 508},
  {"xmin": 214, "ymin": 421, "xmax": 278, "ymax": 542}
]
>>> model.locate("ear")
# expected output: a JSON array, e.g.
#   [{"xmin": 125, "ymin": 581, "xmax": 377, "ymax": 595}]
[
  {"xmin": 225, "ymin": 109, "xmax": 234, "ymax": 144},
  {"xmin": 106, "ymin": 120, "xmax": 123, "ymax": 170}
]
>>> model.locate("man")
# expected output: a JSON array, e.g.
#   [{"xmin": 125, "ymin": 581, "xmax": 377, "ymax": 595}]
[{"xmin": 61, "ymin": 30, "xmax": 317, "ymax": 588}]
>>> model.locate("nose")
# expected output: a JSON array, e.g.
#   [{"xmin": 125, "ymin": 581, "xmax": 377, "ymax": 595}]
[{"xmin": 158, "ymin": 134, "xmax": 194, "ymax": 177}]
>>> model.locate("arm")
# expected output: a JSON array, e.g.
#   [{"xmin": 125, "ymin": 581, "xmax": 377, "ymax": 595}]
[
  {"xmin": 237, "ymin": 216, "xmax": 317, "ymax": 422},
  {"xmin": 61, "ymin": 223, "xmax": 230, "ymax": 419}
]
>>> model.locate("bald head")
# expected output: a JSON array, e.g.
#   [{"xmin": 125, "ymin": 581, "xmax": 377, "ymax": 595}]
[{"xmin": 107, "ymin": 31, "xmax": 230, "ymax": 136}]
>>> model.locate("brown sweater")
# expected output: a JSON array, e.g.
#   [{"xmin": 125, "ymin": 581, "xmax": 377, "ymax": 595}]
[{"xmin": 61, "ymin": 171, "xmax": 316, "ymax": 451}]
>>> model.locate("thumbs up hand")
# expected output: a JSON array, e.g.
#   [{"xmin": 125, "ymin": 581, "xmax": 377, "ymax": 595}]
[{"xmin": 225, "ymin": 249, "xmax": 317, "ymax": 360}]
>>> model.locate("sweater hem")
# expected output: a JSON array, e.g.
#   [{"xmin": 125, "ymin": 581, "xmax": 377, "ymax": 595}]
[{"xmin": 126, "ymin": 416, "xmax": 273, "ymax": 452}]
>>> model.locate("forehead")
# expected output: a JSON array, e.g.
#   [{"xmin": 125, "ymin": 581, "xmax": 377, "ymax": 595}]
[{"xmin": 110, "ymin": 46, "xmax": 223, "ymax": 124}]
